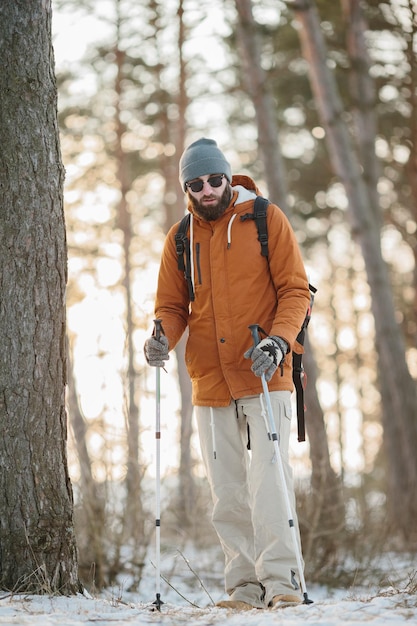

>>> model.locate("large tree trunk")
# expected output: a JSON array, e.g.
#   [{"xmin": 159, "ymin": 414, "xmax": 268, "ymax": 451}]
[
  {"xmin": 302, "ymin": 335, "xmax": 345, "ymax": 570},
  {"xmin": 67, "ymin": 346, "xmax": 106, "ymax": 588},
  {"xmin": 292, "ymin": 0, "xmax": 417, "ymax": 539},
  {"xmin": 159, "ymin": 0, "xmax": 195, "ymax": 528},
  {"xmin": 341, "ymin": 0, "xmax": 381, "ymax": 222},
  {"xmin": 234, "ymin": 0, "xmax": 344, "ymax": 537},
  {"xmin": 113, "ymin": 40, "xmax": 145, "ymax": 548},
  {"xmin": 403, "ymin": 2, "xmax": 417, "ymax": 321},
  {"xmin": 173, "ymin": 2, "xmax": 195, "ymax": 527},
  {"xmin": 234, "ymin": 0, "xmax": 289, "ymax": 213},
  {"xmin": 0, "ymin": 0, "xmax": 81, "ymax": 593}
]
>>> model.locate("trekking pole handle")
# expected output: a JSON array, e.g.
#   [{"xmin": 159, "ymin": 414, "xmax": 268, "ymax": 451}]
[
  {"xmin": 248, "ymin": 324, "xmax": 261, "ymax": 348},
  {"xmin": 153, "ymin": 318, "xmax": 163, "ymax": 341},
  {"xmin": 153, "ymin": 318, "xmax": 167, "ymax": 373}
]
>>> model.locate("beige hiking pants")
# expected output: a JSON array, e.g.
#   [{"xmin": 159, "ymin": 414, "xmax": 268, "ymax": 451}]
[{"xmin": 195, "ymin": 392, "xmax": 303, "ymax": 607}]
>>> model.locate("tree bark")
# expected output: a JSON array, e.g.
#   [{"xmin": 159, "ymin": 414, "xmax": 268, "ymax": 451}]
[
  {"xmin": 302, "ymin": 335, "xmax": 345, "ymax": 562},
  {"xmin": 0, "ymin": 0, "xmax": 81, "ymax": 592},
  {"xmin": 341, "ymin": 0, "xmax": 381, "ymax": 222},
  {"xmin": 234, "ymin": 0, "xmax": 289, "ymax": 213},
  {"xmin": 67, "ymin": 345, "xmax": 106, "ymax": 588},
  {"xmin": 160, "ymin": 0, "xmax": 196, "ymax": 527},
  {"xmin": 234, "ymin": 0, "xmax": 345, "ymax": 536},
  {"xmin": 403, "ymin": 1, "xmax": 417, "ymax": 322},
  {"xmin": 113, "ymin": 37, "xmax": 145, "ymax": 546},
  {"xmin": 292, "ymin": 0, "xmax": 417, "ymax": 538}
]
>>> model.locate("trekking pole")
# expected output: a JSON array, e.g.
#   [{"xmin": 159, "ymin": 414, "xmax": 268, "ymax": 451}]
[
  {"xmin": 248, "ymin": 324, "xmax": 313, "ymax": 605},
  {"xmin": 153, "ymin": 318, "xmax": 164, "ymax": 611}
]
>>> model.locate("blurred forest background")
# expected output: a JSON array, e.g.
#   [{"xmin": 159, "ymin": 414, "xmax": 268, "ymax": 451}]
[{"xmin": 52, "ymin": 0, "xmax": 417, "ymax": 591}]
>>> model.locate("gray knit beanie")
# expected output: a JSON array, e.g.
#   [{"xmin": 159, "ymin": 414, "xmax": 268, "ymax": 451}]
[{"xmin": 179, "ymin": 138, "xmax": 232, "ymax": 190}]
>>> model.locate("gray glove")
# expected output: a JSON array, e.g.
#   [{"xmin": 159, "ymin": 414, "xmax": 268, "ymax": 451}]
[
  {"xmin": 244, "ymin": 335, "xmax": 287, "ymax": 382},
  {"xmin": 144, "ymin": 335, "xmax": 169, "ymax": 367}
]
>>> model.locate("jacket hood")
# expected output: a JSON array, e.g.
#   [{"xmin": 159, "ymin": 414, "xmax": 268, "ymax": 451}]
[{"xmin": 231, "ymin": 174, "xmax": 263, "ymax": 197}]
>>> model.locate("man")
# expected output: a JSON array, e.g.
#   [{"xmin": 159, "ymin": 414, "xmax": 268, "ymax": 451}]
[{"xmin": 144, "ymin": 138, "xmax": 311, "ymax": 610}]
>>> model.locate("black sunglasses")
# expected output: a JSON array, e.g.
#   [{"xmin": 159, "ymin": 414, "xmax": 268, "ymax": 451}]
[{"xmin": 186, "ymin": 174, "xmax": 225, "ymax": 193}]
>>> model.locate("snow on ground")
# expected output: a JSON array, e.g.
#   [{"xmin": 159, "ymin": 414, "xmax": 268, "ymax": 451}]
[
  {"xmin": 1, "ymin": 548, "xmax": 416, "ymax": 625},
  {"xmin": 1, "ymin": 586, "xmax": 416, "ymax": 626}
]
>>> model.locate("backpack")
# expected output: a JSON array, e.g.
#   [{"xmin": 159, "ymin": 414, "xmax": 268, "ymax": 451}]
[{"xmin": 174, "ymin": 196, "xmax": 316, "ymax": 442}]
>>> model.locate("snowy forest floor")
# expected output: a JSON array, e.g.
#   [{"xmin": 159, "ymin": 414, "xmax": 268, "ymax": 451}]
[{"xmin": 0, "ymin": 544, "xmax": 416, "ymax": 625}]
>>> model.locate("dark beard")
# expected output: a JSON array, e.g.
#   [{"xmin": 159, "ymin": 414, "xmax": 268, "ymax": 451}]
[{"xmin": 189, "ymin": 185, "xmax": 232, "ymax": 221}]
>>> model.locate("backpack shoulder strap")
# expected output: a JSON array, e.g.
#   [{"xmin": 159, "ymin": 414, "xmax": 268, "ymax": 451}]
[
  {"xmin": 253, "ymin": 196, "xmax": 269, "ymax": 258},
  {"xmin": 240, "ymin": 196, "xmax": 270, "ymax": 257},
  {"xmin": 174, "ymin": 214, "xmax": 195, "ymax": 301},
  {"xmin": 175, "ymin": 214, "xmax": 190, "ymax": 272}
]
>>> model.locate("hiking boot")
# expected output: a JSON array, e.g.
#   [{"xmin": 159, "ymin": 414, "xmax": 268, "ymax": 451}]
[
  {"xmin": 216, "ymin": 600, "xmax": 254, "ymax": 610},
  {"xmin": 269, "ymin": 594, "xmax": 302, "ymax": 609}
]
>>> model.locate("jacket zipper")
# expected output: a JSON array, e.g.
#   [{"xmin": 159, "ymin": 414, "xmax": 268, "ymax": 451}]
[{"xmin": 196, "ymin": 243, "xmax": 202, "ymax": 285}]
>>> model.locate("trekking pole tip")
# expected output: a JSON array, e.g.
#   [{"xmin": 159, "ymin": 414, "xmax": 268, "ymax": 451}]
[
  {"xmin": 153, "ymin": 593, "xmax": 164, "ymax": 611},
  {"xmin": 302, "ymin": 592, "xmax": 314, "ymax": 605}
]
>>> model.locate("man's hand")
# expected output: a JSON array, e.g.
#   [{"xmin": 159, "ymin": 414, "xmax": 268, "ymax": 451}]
[
  {"xmin": 244, "ymin": 336, "xmax": 287, "ymax": 382},
  {"xmin": 144, "ymin": 335, "xmax": 169, "ymax": 367}
]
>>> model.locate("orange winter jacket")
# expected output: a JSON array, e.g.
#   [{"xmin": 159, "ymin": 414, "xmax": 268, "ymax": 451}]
[{"xmin": 155, "ymin": 174, "xmax": 311, "ymax": 407}]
